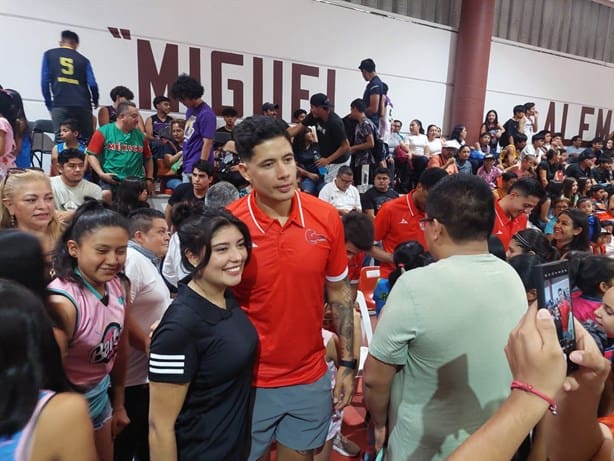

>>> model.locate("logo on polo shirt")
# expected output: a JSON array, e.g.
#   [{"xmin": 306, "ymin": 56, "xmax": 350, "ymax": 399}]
[
  {"xmin": 496, "ymin": 230, "xmax": 504, "ymax": 235},
  {"xmin": 400, "ymin": 218, "xmax": 408, "ymax": 224},
  {"xmin": 305, "ymin": 228, "xmax": 328, "ymax": 245}
]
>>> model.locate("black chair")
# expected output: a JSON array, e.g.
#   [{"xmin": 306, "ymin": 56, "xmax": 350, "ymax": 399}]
[{"xmin": 29, "ymin": 119, "xmax": 55, "ymax": 169}]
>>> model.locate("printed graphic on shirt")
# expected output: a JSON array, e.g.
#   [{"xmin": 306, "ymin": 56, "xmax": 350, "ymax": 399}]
[{"xmin": 89, "ymin": 322, "xmax": 122, "ymax": 364}]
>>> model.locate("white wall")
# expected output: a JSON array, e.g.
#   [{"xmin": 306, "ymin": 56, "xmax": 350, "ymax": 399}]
[{"xmin": 1, "ymin": 0, "xmax": 612, "ymax": 138}]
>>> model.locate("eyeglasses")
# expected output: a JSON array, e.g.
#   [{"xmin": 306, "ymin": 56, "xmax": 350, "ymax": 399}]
[
  {"xmin": 419, "ymin": 217, "xmax": 444, "ymax": 230},
  {"xmin": 2, "ymin": 167, "xmax": 45, "ymax": 188}
]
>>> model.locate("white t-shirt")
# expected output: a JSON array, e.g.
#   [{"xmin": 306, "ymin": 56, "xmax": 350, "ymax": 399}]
[
  {"xmin": 318, "ymin": 181, "xmax": 362, "ymax": 213},
  {"xmin": 162, "ymin": 232, "xmax": 191, "ymax": 288},
  {"xmin": 50, "ymin": 176, "xmax": 102, "ymax": 211},
  {"xmin": 124, "ymin": 247, "xmax": 172, "ymax": 387},
  {"xmin": 425, "ymin": 138, "xmax": 443, "ymax": 156},
  {"xmin": 404, "ymin": 134, "xmax": 429, "ymax": 156}
]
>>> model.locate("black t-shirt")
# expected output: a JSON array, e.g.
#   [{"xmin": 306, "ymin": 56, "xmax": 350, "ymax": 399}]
[
  {"xmin": 593, "ymin": 166, "xmax": 614, "ymax": 184},
  {"xmin": 501, "ymin": 118, "xmax": 519, "ymax": 148},
  {"xmin": 295, "ymin": 143, "xmax": 321, "ymax": 175},
  {"xmin": 361, "ymin": 187, "xmax": 398, "ymax": 215},
  {"xmin": 168, "ymin": 183, "xmax": 205, "ymax": 207},
  {"xmin": 537, "ymin": 160, "xmax": 562, "ymax": 182},
  {"xmin": 302, "ymin": 112, "xmax": 349, "ymax": 163},
  {"xmin": 363, "ymin": 75, "xmax": 384, "ymax": 126},
  {"xmin": 149, "ymin": 285, "xmax": 258, "ymax": 461},
  {"xmin": 565, "ymin": 162, "xmax": 594, "ymax": 180}
]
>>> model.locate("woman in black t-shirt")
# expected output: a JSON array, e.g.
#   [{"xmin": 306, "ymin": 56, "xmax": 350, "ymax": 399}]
[{"xmin": 149, "ymin": 209, "xmax": 258, "ymax": 461}]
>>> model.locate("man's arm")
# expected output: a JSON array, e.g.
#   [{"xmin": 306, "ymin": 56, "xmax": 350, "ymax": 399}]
[
  {"xmin": 200, "ymin": 137, "xmax": 213, "ymax": 161},
  {"xmin": 288, "ymin": 123, "xmax": 306, "ymax": 138},
  {"xmin": 318, "ymin": 139, "xmax": 350, "ymax": 166},
  {"xmin": 363, "ymin": 354, "xmax": 398, "ymax": 449},
  {"xmin": 326, "ymin": 278, "xmax": 355, "ymax": 409},
  {"xmin": 366, "ymin": 93, "xmax": 380, "ymax": 118},
  {"xmin": 40, "ymin": 53, "xmax": 53, "ymax": 111},
  {"xmin": 349, "ymin": 133, "xmax": 374, "ymax": 154},
  {"xmin": 85, "ymin": 60, "xmax": 99, "ymax": 109}
]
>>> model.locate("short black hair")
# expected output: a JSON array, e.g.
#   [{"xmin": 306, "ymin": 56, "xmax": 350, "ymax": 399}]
[
  {"xmin": 192, "ymin": 160, "xmax": 214, "ymax": 177},
  {"xmin": 58, "ymin": 147, "xmax": 85, "ymax": 165},
  {"xmin": 514, "ymin": 133, "xmax": 528, "ymax": 144},
  {"xmin": 418, "ymin": 167, "xmax": 448, "ymax": 190},
  {"xmin": 426, "ymin": 174, "xmax": 494, "ymax": 243},
  {"xmin": 373, "ymin": 167, "xmax": 390, "ymax": 178},
  {"xmin": 171, "ymin": 74, "xmax": 204, "ymax": 100},
  {"xmin": 61, "ymin": 30, "xmax": 79, "ymax": 43},
  {"xmin": 293, "ymin": 109, "xmax": 307, "ymax": 120},
  {"xmin": 571, "ymin": 135, "xmax": 582, "ymax": 142},
  {"xmin": 342, "ymin": 211, "xmax": 373, "ymax": 251},
  {"xmin": 509, "ymin": 177, "xmax": 545, "ymax": 200},
  {"xmin": 592, "ymin": 137, "xmax": 604, "ymax": 145},
  {"xmin": 358, "ymin": 58, "xmax": 376, "ymax": 72},
  {"xmin": 110, "ymin": 86, "xmax": 134, "ymax": 102},
  {"xmin": 524, "ymin": 102, "xmax": 535, "ymax": 111},
  {"xmin": 152, "ymin": 95, "xmax": 170, "ymax": 107},
  {"xmin": 59, "ymin": 118, "xmax": 79, "ymax": 132},
  {"xmin": 350, "ymin": 98, "xmax": 366, "ymax": 113},
  {"xmin": 222, "ymin": 107, "xmax": 238, "ymax": 117},
  {"xmin": 128, "ymin": 208, "xmax": 165, "ymax": 238},
  {"xmin": 513, "ymin": 104, "xmax": 526, "ymax": 115},
  {"xmin": 501, "ymin": 171, "xmax": 518, "ymax": 182},
  {"xmin": 233, "ymin": 115, "xmax": 291, "ymax": 161}
]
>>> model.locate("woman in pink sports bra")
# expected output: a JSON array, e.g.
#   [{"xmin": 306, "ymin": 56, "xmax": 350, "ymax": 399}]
[
  {"xmin": 48, "ymin": 200, "xmax": 130, "ymax": 461},
  {"xmin": 0, "ymin": 278, "xmax": 96, "ymax": 460}
]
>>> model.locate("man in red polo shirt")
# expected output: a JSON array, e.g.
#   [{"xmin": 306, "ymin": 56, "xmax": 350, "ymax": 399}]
[
  {"xmin": 228, "ymin": 116, "xmax": 354, "ymax": 461},
  {"xmin": 493, "ymin": 177, "xmax": 545, "ymax": 249},
  {"xmin": 373, "ymin": 168, "xmax": 448, "ymax": 278}
]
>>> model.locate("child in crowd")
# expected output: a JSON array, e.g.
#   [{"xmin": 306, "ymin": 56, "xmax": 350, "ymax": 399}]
[
  {"xmin": 50, "ymin": 118, "xmax": 87, "ymax": 176},
  {"xmin": 48, "ymin": 201, "xmax": 131, "ymax": 461},
  {"xmin": 570, "ymin": 254, "xmax": 614, "ymax": 323},
  {"xmin": 578, "ymin": 197, "xmax": 601, "ymax": 245},
  {"xmin": 113, "ymin": 177, "xmax": 150, "ymax": 218},
  {"xmin": 373, "ymin": 240, "xmax": 431, "ymax": 316},
  {"xmin": 0, "ymin": 90, "xmax": 17, "ymax": 179},
  {"xmin": 455, "ymin": 145, "xmax": 473, "ymax": 175}
]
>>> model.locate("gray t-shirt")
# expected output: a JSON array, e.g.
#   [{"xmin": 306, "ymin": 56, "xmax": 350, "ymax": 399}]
[
  {"xmin": 50, "ymin": 175, "xmax": 102, "ymax": 210},
  {"xmin": 369, "ymin": 253, "xmax": 526, "ymax": 461}
]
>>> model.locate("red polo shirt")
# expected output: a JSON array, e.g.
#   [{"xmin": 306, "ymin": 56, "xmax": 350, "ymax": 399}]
[
  {"xmin": 374, "ymin": 192, "xmax": 426, "ymax": 278},
  {"xmin": 229, "ymin": 191, "xmax": 348, "ymax": 387},
  {"xmin": 493, "ymin": 199, "xmax": 528, "ymax": 250}
]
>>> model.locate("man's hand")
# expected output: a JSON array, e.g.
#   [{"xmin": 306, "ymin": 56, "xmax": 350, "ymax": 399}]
[
  {"xmin": 146, "ymin": 179, "xmax": 155, "ymax": 196},
  {"xmin": 333, "ymin": 365, "xmax": 355, "ymax": 410},
  {"xmin": 99, "ymin": 172, "xmax": 119, "ymax": 185},
  {"xmin": 315, "ymin": 157, "xmax": 330, "ymax": 168}
]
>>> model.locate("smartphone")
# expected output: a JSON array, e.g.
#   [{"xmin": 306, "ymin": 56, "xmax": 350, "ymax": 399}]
[{"xmin": 534, "ymin": 260, "xmax": 577, "ymax": 373}]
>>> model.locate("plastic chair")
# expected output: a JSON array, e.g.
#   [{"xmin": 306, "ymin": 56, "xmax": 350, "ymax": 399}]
[
  {"xmin": 355, "ymin": 290, "xmax": 373, "ymax": 375},
  {"xmin": 358, "ymin": 266, "xmax": 380, "ymax": 311},
  {"xmin": 29, "ymin": 119, "xmax": 55, "ymax": 169}
]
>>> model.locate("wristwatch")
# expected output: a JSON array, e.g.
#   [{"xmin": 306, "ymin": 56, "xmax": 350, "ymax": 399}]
[{"xmin": 338, "ymin": 359, "xmax": 358, "ymax": 370}]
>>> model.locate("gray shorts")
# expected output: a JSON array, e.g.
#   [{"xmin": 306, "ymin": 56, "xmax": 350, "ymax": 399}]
[{"xmin": 248, "ymin": 373, "xmax": 332, "ymax": 460}]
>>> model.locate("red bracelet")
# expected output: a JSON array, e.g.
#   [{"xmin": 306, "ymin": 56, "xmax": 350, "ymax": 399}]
[{"xmin": 511, "ymin": 380, "xmax": 557, "ymax": 415}]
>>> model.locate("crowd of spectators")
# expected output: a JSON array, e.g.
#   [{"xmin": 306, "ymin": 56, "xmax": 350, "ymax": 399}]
[{"xmin": 3, "ymin": 29, "xmax": 614, "ymax": 461}]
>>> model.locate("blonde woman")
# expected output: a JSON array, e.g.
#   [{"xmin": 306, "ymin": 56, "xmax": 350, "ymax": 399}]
[{"xmin": 0, "ymin": 169, "xmax": 66, "ymax": 262}]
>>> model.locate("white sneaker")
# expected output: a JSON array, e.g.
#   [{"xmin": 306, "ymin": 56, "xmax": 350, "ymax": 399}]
[{"xmin": 332, "ymin": 433, "xmax": 361, "ymax": 457}]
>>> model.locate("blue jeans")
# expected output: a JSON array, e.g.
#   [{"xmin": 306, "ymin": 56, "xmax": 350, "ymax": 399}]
[{"xmin": 300, "ymin": 176, "xmax": 324, "ymax": 195}]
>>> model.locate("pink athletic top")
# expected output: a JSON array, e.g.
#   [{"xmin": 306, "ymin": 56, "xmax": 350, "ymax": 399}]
[{"xmin": 48, "ymin": 274, "xmax": 126, "ymax": 388}]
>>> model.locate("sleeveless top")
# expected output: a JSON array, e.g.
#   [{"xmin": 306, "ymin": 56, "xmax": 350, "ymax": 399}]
[
  {"xmin": 150, "ymin": 114, "xmax": 173, "ymax": 137},
  {"xmin": 0, "ymin": 391, "xmax": 55, "ymax": 461},
  {"xmin": 106, "ymin": 105, "xmax": 118, "ymax": 123},
  {"xmin": 48, "ymin": 273, "xmax": 126, "ymax": 389}
]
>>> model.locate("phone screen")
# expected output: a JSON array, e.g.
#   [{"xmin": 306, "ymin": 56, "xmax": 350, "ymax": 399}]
[{"xmin": 536, "ymin": 260, "xmax": 576, "ymax": 370}]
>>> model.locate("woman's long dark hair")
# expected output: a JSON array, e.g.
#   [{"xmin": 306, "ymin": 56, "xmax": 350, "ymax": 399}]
[
  {"xmin": 113, "ymin": 176, "xmax": 149, "ymax": 217},
  {"xmin": 0, "ymin": 279, "xmax": 70, "ymax": 436},
  {"xmin": 483, "ymin": 109, "xmax": 499, "ymax": 128},
  {"xmin": 53, "ymin": 200, "xmax": 129, "ymax": 284},
  {"xmin": 388, "ymin": 240, "xmax": 431, "ymax": 289},
  {"xmin": 556, "ymin": 209, "xmax": 590, "ymax": 255}
]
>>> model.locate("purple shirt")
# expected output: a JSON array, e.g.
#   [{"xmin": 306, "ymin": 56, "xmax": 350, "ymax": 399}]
[{"xmin": 183, "ymin": 102, "xmax": 216, "ymax": 173}]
